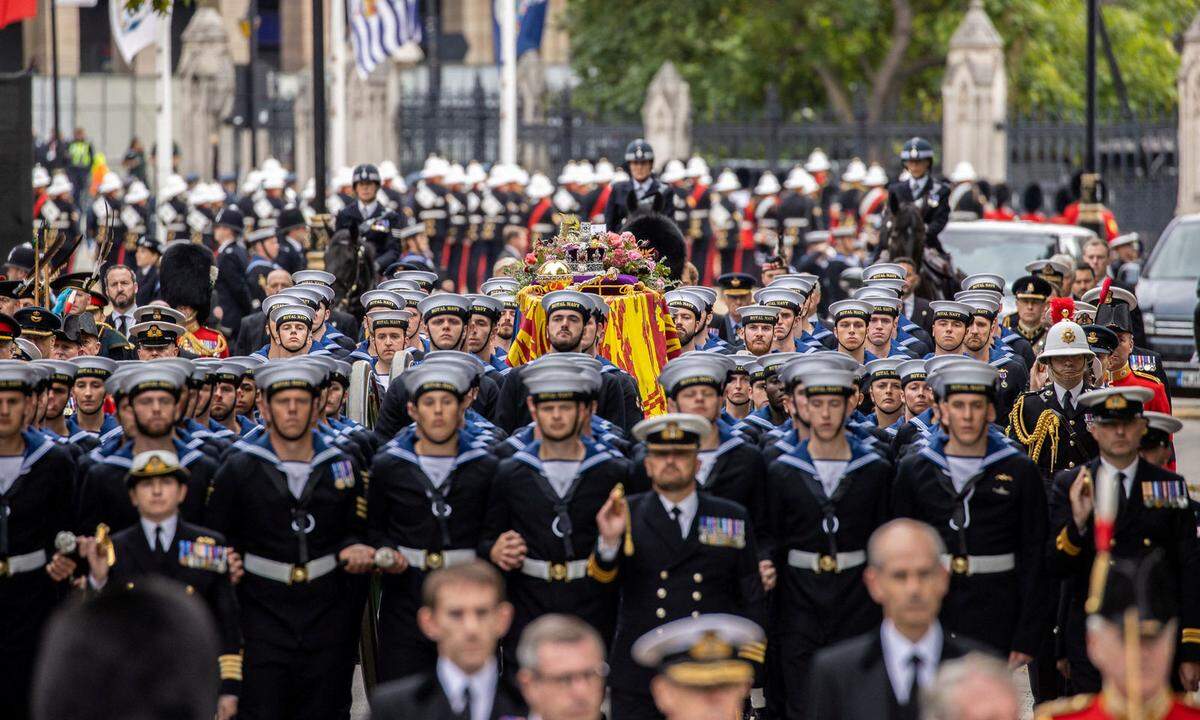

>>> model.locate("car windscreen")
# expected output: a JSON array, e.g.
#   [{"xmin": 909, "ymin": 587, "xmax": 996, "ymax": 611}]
[
  {"xmin": 1145, "ymin": 222, "xmax": 1200, "ymax": 280},
  {"xmin": 938, "ymin": 229, "xmax": 1059, "ymax": 284}
]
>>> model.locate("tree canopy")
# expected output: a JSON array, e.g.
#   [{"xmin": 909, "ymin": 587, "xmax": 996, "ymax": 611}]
[{"xmin": 564, "ymin": 0, "xmax": 1200, "ymax": 120}]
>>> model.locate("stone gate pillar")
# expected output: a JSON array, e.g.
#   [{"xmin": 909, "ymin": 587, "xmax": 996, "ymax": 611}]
[
  {"xmin": 1177, "ymin": 14, "xmax": 1200, "ymax": 214},
  {"xmin": 941, "ymin": 0, "xmax": 1007, "ymax": 182},
  {"xmin": 176, "ymin": 1, "xmax": 236, "ymax": 177},
  {"xmin": 642, "ymin": 62, "xmax": 691, "ymax": 168}
]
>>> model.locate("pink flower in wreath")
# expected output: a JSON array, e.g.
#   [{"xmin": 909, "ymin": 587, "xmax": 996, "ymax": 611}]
[
  {"xmin": 619, "ymin": 232, "xmax": 636, "ymax": 246},
  {"xmin": 524, "ymin": 252, "xmax": 537, "ymax": 265},
  {"xmin": 627, "ymin": 250, "xmax": 642, "ymax": 262}
]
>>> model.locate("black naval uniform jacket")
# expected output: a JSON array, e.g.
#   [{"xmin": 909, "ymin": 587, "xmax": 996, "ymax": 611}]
[
  {"xmin": 0, "ymin": 432, "xmax": 76, "ymax": 715},
  {"xmin": 765, "ymin": 438, "xmax": 891, "ymax": 641},
  {"xmin": 494, "ymin": 361, "xmax": 628, "ymax": 434},
  {"xmin": 481, "ymin": 439, "xmax": 629, "ymax": 641},
  {"xmin": 892, "ymin": 432, "xmax": 1049, "ymax": 657},
  {"xmin": 215, "ymin": 239, "xmax": 254, "ymax": 335},
  {"xmin": 204, "ymin": 432, "xmax": 367, "ymax": 653},
  {"xmin": 373, "ymin": 366, "xmax": 503, "ymax": 441},
  {"xmin": 76, "ymin": 438, "xmax": 216, "ymax": 534},
  {"xmin": 102, "ymin": 521, "xmax": 244, "ymax": 696},
  {"xmin": 370, "ymin": 669, "xmax": 527, "ymax": 720},
  {"xmin": 698, "ymin": 423, "xmax": 769, "ymax": 551},
  {"xmin": 590, "ymin": 491, "xmax": 767, "ymax": 700},
  {"xmin": 1007, "ymin": 384, "xmax": 1099, "ymax": 481},
  {"xmin": 367, "ymin": 432, "xmax": 497, "ymax": 680},
  {"xmin": 1048, "ymin": 458, "xmax": 1200, "ymax": 666}
]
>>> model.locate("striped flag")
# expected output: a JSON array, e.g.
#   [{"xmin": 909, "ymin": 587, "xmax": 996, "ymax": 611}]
[{"xmin": 349, "ymin": 0, "xmax": 422, "ymax": 78}]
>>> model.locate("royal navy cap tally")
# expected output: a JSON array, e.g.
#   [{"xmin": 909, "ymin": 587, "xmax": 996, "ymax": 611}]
[
  {"xmin": 758, "ymin": 351, "xmax": 805, "ymax": 376},
  {"xmin": 665, "ymin": 289, "xmax": 706, "ymax": 316},
  {"xmin": 930, "ymin": 360, "xmax": 999, "ymax": 398},
  {"xmin": 378, "ymin": 278, "xmax": 422, "ymax": 293},
  {"xmin": 360, "ymin": 289, "xmax": 404, "ymax": 311},
  {"xmin": 632, "ymin": 413, "xmax": 713, "ymax": 449},
  {"xmin": 829, "ymin": 299, "xmax": 872, "ymax": 322},
  {"xmin": 962, "ymin": 273, "xmax": 1005, "ymax": 293},
  {"xmin": 369, "ymin": 310, "xmax": 409, "ymax": 330},
  {"xmin": 798, "ymin": 367, "xmax": 857, "ymax": 396},
  {"xmin": 862, "ymin": 263, "xmax": 907, "ymax": 281},
  {"xmin": 393, "ymin": 269, "xmax": 438, "ymax": 291},
  {"xmin": 540, "ymin": 290, "xmax": 591, "ymax": 318},
  {"xmin": 291, "ymin": 270, "xmax": 336, "ymax": 286},
  {"xmin": 35, "ymin": 359, "xmax": 76, "ymax": 386},
  {"xmin": 631, "ymin": 614, "xmax": 764, "ymax": 687},
  {"xmin": 929, "ymin": 301, "xmax": 972, "ymax": 324},
  {"xmin": 753, "ymin": 287, "xmax": 804, "ymax": 310},
  {"xmin": 865, "ymin": 357, "xmax": 904, "ymax": 383},
  {"xmin": 962, "ymin": 297, "xmax": 999, "ymax": 319},
  {"xmin": 728, "ymin": 353, "xmax": 762, "ymax": 377},
  {"xmin": 480, "ymin": 277, "xmax": 519, "ymax": 297},
  {"xmin": 124, "ymin": 365, "xmax": 188, "ymax": 396},
  {"xmin": 418, "ymin": 293, "xmax": 471, "ymax": 321},
  {"xmin": 526, "ymin": 368, "xmax": 596, "ymax": 403},
  {"xmin": 468, "ymin": 294, "xmax": 504, "ymax": 320},
  {"xmin": 898, "ymin": 359, "xmax": 928, "ymax": 385},
  {"xmin": 402, "ymin": 362, "xmax": 473, "ymax": 399},
  {"xmin": 270, "ymin": 304, "xmax": 316, "ymax": 328},
  {"xmin": 0, "ymin": 360, "xmax": 37, "ymax": 393},
  {"xmin": 863, "ymin": 295, "xmax": 901, "ymax": 317},
  {"xmin": 738, "ymin": 305, "xmax": 780, "ymax": 326},
  {"xmin": 253, "ymin": 362, "xmax": 325, "ymax": 396},
  {"xmin": 71, "ymin": 355, "xmax": 117, "ymax": 380},
  {"xmin": 658, "ymin": 355, "xmax": 736, "ymax": 396}
]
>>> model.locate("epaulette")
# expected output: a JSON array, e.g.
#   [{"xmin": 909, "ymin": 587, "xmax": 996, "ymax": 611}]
[
  {"xmin": 1132, "ymin": 369, "xmax": 1163, "ymax": 385},
  {"xmin": 1033, "ymin": 693, "xmax": 1094, "ymax": 720}
]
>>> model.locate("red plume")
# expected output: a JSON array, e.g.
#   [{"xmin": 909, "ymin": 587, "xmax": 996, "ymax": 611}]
[
  {"xmin": 1097, "ymin": 276, "xmax": 1113, "ymax": 307},
  {"xmin": 1048, "ymin": 296, "xmax": 1075, "ymax": 325}
]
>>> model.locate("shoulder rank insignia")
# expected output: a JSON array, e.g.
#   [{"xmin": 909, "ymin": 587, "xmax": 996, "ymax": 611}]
[
  {"xmin": 698, "ymin": 516, "xmax": 745, "ymax": 549},
  {"xmin": 1141, "ymin": 479, "xmax": 1191, "ymax": 509},
  {"xmin": 179, "ymin": 538, "xmax": 230, "ymax": 572}
]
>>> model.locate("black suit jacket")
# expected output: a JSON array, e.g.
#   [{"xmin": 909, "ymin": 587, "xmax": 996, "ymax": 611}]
[
  {"xmin": 809, "ymin": 626, "xmax": 991, "ymax": 720},
  {"xmin": 369, "ymin": 669, "xmax": 526, "ymax": 720}
]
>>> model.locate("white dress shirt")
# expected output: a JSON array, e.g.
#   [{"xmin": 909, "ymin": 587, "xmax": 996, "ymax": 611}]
[
  {"xmin": 358, "ymin": 200, "xmax": 380, "ymax": 218},
  {"xmin": 112, "ymin": 308, "xmax": 137, "ymax": 336},
  {"xmin": 633, "ymin": 177, "xmax": 654, "ymax": 200},
  {"xmin": 881, "ymin": 619, "xmax": 942, "ymax": 705},
  {"xmin": 658, "ymin": 490, "xmax": 700, "ymax": 538},
  {"xmin": 1099, "ymin": 456, "xmax": 1139, "ymax": 500},
  {"xmin": 1054, "ymin": 381, "xmax": 1084, "ymax": 412},
  {"xmin": 437, "ymin": 656, "xmax": 497, "ymax": 720},
  {"xmin": 909, "ymin": 175, "xmax": 929, "ymax": 197},
  {"xmin": 141, "ymin": 513, "xmax": 179, "ymax": 552}
]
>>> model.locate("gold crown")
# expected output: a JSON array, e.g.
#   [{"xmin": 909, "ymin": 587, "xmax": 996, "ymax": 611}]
[
  {"xmin": 689, "ymin": 631, "xmax": 734, "ymax": 661},
  {"xmin": 661, "ymin": 422, "xmax": 684, "ymax": 441},
  {"xmin": 147, "ymin": 325, "xmax": 164, "ymax": 338},
  {"xmin": 1105, "ymin": 394, "xmax": 1128, "ymax": 410},
  {"xmin": 138, "ymin": 455, "xmax": 177, "ymax": 475},
  {"xmin": 1087, "ymin": 331, "xmax": 1099, "ymax": 344}
]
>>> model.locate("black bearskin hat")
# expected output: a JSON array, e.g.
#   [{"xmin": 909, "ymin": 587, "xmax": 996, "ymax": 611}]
[
  {"xmin": 160, "ymin": 241, "xmax": 215, "ymax": 323},
  {"xmin": 1021, "ymin": 183, "xmax": 1043, "ymax": 213},
  {"xmin": 619, "ymin": 192, "xmax": 686, "ymax": 281}
]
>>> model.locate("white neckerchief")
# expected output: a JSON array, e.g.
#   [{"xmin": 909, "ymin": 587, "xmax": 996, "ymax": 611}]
[
  {"xmin": 881, "ymin": 618, "xmax": 942, "ymax": 705},
  {"xmin": 437, "ymin": 656, "xmax": 497, "ymax": 720},
  {"xmin": 0, "ymin": 455, "xmax": 23, "ymax": 494},
  {"xmin": 658, "ymin": 490, "xmax": 700, "ymax": 538}
]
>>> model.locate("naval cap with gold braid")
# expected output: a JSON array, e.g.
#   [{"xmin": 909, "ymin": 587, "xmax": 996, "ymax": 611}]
[
  {"xmin": 632, "ymin": 614, "xmax": 764, "ymax": 687},
  {"xmin": 126, "ymin": 450, "xmax": 190, "ymax": 488},
  {"xmin": 631, "ymin": 413, "xmax": 712, "ymax": 450},
  {"xmin": 1078, "ymin": 386, "xmax": 1153, "ymax": 422}
]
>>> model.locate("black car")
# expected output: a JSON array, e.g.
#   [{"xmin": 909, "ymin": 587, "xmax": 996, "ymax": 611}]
[{"xmin": 1138, "ymin": 215, "xmax": 1200, "ymax": 392}]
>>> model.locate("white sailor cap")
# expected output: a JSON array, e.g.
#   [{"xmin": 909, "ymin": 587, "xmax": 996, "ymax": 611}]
[
  {"xmin": 864, "ymin": 357, "xmax": 904, "ymax": 383},
  {"xmin": 541, "ymin": 290, "xmax": 592, "ymax": 318},
  {"xmin": 829, "ymin": 299, "xmax": 873, "ymax": 322},
  {"xmin": 862, "ymin": 263, "xmax": 908, "ymax": 282},
  {"xmin": 962, "ymin": 273, "xmax": 1006, "ymax": 293},
  {"xmin": 292, "ymin": 270, "xmax": 336, "ymax": 286},
  {"xmin": 269, "ymin": 304, "xmax": 316, "ymax": 327},
  {"xmin": 123, "ymin": 364, "xmax": 188, "ymax": 397},
  {"xmin": 71, "ymin": 355, "xmax": 118, "ymax": 380},
  {"xmin": 679, "ymin": 285, "xmax": 718, "ymax": 308},
  {"xmin": 525, "ymin": 368, "xmax": 599, "ymax": 403},
  {"xmin": 361, "ymin": 289, "xmax": 405, "ymax": 311},
  {"xmin": 658, "ymin": 354, "xmax": 736, "ymax": 397},
  {"xmin": 378, "ymin": 278, "xmax": 422, "ymax": 293},
  {"xmin": 393, "ymin": 270, "xmax": 439, "ymax": 291},
  {"xmin": 737, "ymin": 305, "xmax": 780, "ymax": 326},
  {"xmin": 467, "ymin": 294, "xmax": 505, "ymax": 319},
  {"xmin": 665, "ymin": 289, "xmax": 707, "ymax": 316},
  {"xmin": 929, "ymin": 360, "xmax": 999, "ymax": 399},
  {"xmin": 753, "ymin": 287, "xmax": 804, "ymax": 310},
  {"xmin": 253, "ymin": 361, "xmax": 325, "ymax": 396},
  {"xmin": 929, "ymin": 301, "xmax": 973, "ymax": 324},
  {"xmin": 480, "ymin": 277, "xmax": 520, "ymax": 296},
  {"xmin": 897, "ymin": 359, "xmax": 928, "ymax": 385},
  {"xmin": 402, "ymin": 362, "xmax": 473, "ymax": 399},
  {"xmin": 0, "ymin": 360, "xmax": 36, "ymax": 393},
  {"xmin": 368, "ymin": 310, "xmax": 409, "ymax": 330},
  {"xmin": 417, "ymin": 293, "xmax": 471, "ymax": 321}
]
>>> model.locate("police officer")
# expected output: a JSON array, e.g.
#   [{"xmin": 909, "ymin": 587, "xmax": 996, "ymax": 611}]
[
  {"xmin": 590, "ymin": 413, "xmax": 767, "ymax": 720},
  {"xmin": 1046, "ymin": 385, "xmax": 1200, "ymax": 695},
  {"xmin": 205, "ymin": 361, "xmax": 374, "ymax": 720},
  {"xmin": 336, "ymin": 163, "xmax": 402, "ymax": 273},
  {"xmin": 368, "ymin": 362, "xmax": 497, "ymax": 682},
  {"xmin": 1007, "ymin": 322, "xmax": 1100, "ymax": 479},
  {"xmin": 765, "ymin": 365, "xmax": 892, "ymax": 719},
  {"xmin": 887, "ymin": 137, "xmax": 951, "ymax": 253},
  {"xmin": 483, "ymin": 364, "xmax": 628, "ymax": 664},
  {"xmin": 0, "ymin": 360, "xmax": 77, "ymax": 719},
  {"xmin": 604, "ymin": 139, "xmax": 670, "ymax": 231},
  {"xmin": 893, "ymin": 360, "xmax": 1049, "ymax": 664},
  {"xmin": 81, "ymin": 449, "xmax": 243, "ymax": 720}
]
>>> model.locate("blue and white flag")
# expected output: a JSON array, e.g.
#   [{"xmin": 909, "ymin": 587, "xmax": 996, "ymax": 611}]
[
  {"xmin": 492, "ymin": 0, "xmax": 548, "ymax": 64},
  {"xmin": 349, "ymin": 0, "xmax": 422, "ymax": 78}
]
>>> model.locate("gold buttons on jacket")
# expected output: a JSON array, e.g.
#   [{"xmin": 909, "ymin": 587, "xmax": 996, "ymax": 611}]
[
  {"xmin": 692, "ymin": 591, "xmax": 702, "ymax": 601},
  {"xmin": 656, "ymin": 608, "xmax": 666, "ymax": 619},
  {"xmin": 660, "ymin": 571, "xmax": 669, "ymax": 580},
  {"xmin": 693, "ymin": 573, "xmax": 703, "ymax": 583},
  {"xmin": 657, "ymin": 588, "xmax": 667, "ymax": 599}
]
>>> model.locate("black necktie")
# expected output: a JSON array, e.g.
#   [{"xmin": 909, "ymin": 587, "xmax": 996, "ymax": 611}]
[
  {"xmin": 669, "ymin": 507, "xmax": 684, "ymax": 538},
  {"xmin": 154, "ymin": 525, "xmax": 167, "ymax": 558},
  {"xmin": 907, "ymin": 654, "xmax": 923, "ymax": 706},
  {"xmin": 1116, "ymin": 471, "xmax": 1128, "ymax": 509},
  {"xmin": 458, "ymin": 686, "xmax": 472, "ymax": 720},
  {"xmin": 1064, "ymin": 392, "xmax": 1076, "ymax": 416},
  {"xmin": 117, "ymin": 316, "xmax": 127, "ymax": 336}
]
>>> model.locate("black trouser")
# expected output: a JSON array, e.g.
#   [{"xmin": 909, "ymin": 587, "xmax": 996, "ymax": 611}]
[
  {"xmin": 376, "ymin": 600, "xmax": 437, "ymax": 684},
  {"xmin": 240, "ymin": 638, "xmax": 357, "ymax": 720}
]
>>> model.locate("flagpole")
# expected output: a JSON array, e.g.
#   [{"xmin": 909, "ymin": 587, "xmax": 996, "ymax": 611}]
[
  {"xmin": 330, "ymin": 0, "xmax": 346, "ymax": 172},
  {"xmin": 499, "ymin": 0, "xmax": 516, "ymax": 165},
  {"xmin": 311, "ymin": 0, "xmax": 328, "ymax": 214},
  {"xmin": 156, "ymin": 9, "xmax": 173, "ymax": 237},
  {"xmin": 50, "ymin": 0, "xmax": 61, "ymax": 146}
]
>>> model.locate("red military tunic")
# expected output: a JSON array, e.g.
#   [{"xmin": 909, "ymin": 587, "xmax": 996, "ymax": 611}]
[
  {"xmin": 177, "ymin": 321, "xmax": 230, "ymax": 358},
  {"xmin": 1110, "ymin": 362, "xmax": 1170, "ymax": 415},
  {"xmin": 1035, "ymin": 692, "xmax": 1200, "ymax": 720}
]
